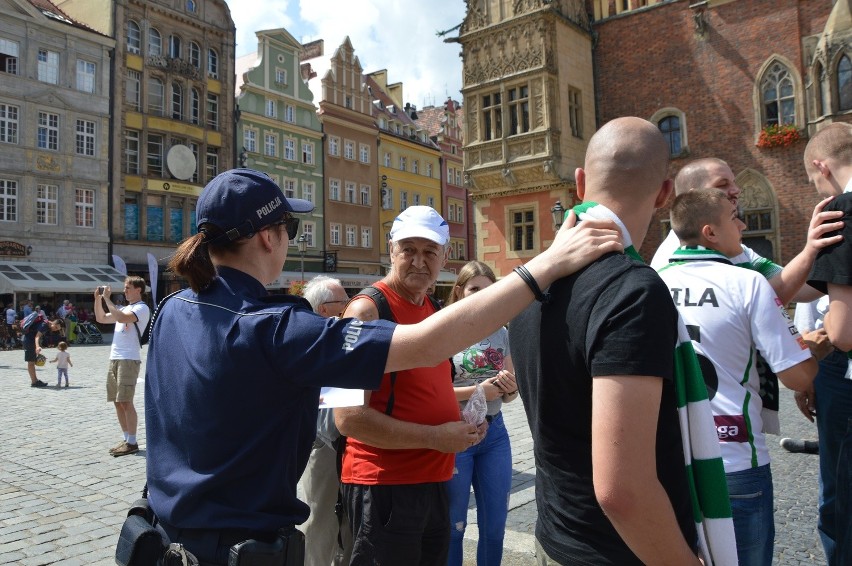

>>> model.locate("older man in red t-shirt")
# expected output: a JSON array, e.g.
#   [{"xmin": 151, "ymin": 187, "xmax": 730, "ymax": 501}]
[{"xmin": 336, "ymin": 206, "xmax": 486, "ymax": 565}]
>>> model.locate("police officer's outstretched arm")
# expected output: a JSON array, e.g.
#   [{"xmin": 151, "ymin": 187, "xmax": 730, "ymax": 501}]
[{"xmin": 385, "ymin": 211, "xmax": 621, "ymax": 373}]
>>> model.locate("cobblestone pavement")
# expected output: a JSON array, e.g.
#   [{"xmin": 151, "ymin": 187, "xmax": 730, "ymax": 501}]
[{"xmin": 0, "ymin": 340, "xmax": 827, "ymax": 565}]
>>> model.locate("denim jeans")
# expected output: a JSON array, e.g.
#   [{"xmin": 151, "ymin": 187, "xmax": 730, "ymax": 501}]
[
  {"xmin": 814, "ymin": 351, "xmax": 852, "ymax": 566},
  {"xmin": 446, "ymin": 411, "xmax": 512, "ymax": 566},
  {"xmin": 726, "ymin": 463, "xmax": 773, "ymax": 566}
]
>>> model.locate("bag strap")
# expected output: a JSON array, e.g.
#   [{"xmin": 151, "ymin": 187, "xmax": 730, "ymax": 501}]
[
  {"xmin": 353, "ymin": 286, "xmax": 399, "ymax": 415},
  {"xmin": 134, "ymin": 291, "xmax": 181, "ymax": 346}
]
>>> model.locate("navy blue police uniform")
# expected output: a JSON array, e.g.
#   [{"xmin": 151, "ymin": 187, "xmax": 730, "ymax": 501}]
[{"xmin": 145, "ymin": 273, "xmax": 394, "ymax": 561}]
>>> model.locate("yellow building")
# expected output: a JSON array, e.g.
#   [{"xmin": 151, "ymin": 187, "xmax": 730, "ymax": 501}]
[{"xmin": 366, "ymin": 71, "xmax": 441, "ymax": 263}]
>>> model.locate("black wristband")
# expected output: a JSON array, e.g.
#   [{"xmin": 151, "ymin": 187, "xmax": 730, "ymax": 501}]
[{"xmin": 513, "ymin": 265, "xmax": 551, "ymax": 304}]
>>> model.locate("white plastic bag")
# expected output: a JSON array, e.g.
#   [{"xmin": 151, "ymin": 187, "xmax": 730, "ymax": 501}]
[{"xmin": 461, "ymin": 382, "xmax": 488, "ymax": 426}]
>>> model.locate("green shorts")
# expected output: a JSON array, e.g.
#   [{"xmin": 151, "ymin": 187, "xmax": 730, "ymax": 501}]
[{"xmin": 106, "ymin": 359, "xmax": 141, "ymax": 403}]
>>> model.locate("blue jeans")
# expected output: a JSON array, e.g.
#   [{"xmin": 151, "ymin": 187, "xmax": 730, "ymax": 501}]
[
  {"xmin": 726, "ymin": 464, "xmax": 773, "ymax": 566},
  {"xmin": 814, "ymin": 351, "xmax": 852, "ymax": 565},
  {"xmin": 446, "ymin": 411, "xmax": 512, "ymax": 566}
]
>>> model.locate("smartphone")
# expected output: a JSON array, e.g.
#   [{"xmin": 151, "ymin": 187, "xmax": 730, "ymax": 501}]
[{"xmin": 97, "ymin": 286, "xmax": 106, "ymax": 295}]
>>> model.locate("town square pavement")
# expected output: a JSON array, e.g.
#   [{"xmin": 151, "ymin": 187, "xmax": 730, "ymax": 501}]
[{"xmin": 0, "ymin": 338, "xmax": 828, "ymax": 564}]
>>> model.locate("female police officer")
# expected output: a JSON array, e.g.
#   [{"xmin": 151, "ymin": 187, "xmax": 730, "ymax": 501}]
[{"xmin": 143, "ymin": 168, "xmax": 622, "ymax": 565}]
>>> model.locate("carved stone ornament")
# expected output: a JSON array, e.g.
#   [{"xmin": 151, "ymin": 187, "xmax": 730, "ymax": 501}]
[
  {"xmin": 146, "ymin": 55, "xmax": 202, "ymax": 80},
  {"xmin": 735, "ymin": 169, "xmax": 775, "ymax": 210},
  {"xmin": 36, "ymin": 154, "xmax": 61, "ymax": 173},
  {"xmin": 463, "ymin": 19, "xmax": 546, "ymax": 84}
]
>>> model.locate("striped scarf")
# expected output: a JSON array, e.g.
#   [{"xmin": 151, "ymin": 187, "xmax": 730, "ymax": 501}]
[{"xmin": 573, "ymin": 203, "xmax": 738, "ymax": 565}]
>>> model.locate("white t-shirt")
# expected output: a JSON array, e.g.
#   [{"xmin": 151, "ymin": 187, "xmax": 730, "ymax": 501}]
[
  {"xmin": 55, "ymin": 350, "xmax": 71, "ymax": 369},
  {"xmin": 659, "ymin": 251, "xmax": 813, "ymax": 473},
  {"xmin": 109, "ymin": 301, "xmax": 150, "ymax": 361}
]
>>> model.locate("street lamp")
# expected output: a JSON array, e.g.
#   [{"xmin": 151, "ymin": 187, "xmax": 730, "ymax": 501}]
[
  {"xmin": 297, "ymin": 234, "xmax": 307, "ymax": 282},
  {"xmin": 551, "ymin": 200, "xmax": 566, "ymax": 230}
]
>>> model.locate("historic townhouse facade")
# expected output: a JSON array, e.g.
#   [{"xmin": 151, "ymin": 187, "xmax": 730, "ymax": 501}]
[
  {"xmin": 0, "ymin": 0, "xmax": 114, "ymax": 265},
  {"xmin": 415, "ymin": 98, "xmax": 472, "ymax": 273},
  {"xmin": 459, "ymin": 0, "xmax": 847, "ymax": 272},
  {"xmin": 60, "ymin": 0, "xmax": 235, "ymax": 284},
  {"xmin": 366, "ymin": 71, "xmax": 442, "ymax": 265},
  {"xmin": 458, "ymin": 0, "xmax": 594, "ymax": 277},
  {"xmin": 318, "ymin": 37, "xmax": 382, "ymax": 281},
  {"xmin": 235, "ymin": 28, "xmax": 324, "ymax": 284}
]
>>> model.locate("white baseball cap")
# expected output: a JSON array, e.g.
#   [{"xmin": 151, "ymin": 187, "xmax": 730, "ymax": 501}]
[{"xmin": 390, "ymin": 206, "xmax": 449, "ymax": 245}]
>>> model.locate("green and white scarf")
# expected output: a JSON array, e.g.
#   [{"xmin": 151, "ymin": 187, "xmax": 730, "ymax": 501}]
[{"xmin": 573, "ymin": 203, "xmax": 738, "ymax": 565}]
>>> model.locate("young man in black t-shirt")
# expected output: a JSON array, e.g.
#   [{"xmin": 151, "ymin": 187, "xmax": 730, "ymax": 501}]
[{"xmin": 510, "ymin": 117, "xmax": 701, "ymax": 565}]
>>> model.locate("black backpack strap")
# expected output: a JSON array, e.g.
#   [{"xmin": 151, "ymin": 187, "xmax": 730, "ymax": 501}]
[
  {"xmin": 135, "ymin": 290, "xmax": 182, "ymax": 345},
  {"xmin": 353, "ymin": 286, "xmax": 399, "ymax": 415}
]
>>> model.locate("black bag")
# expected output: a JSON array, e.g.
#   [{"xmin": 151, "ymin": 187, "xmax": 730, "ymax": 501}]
[{"xmin": 115, "ymin": 513, "xmax": 167, "ymax": 566}]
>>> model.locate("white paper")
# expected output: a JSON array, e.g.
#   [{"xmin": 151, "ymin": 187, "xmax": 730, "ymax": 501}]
[{"xmin": 319, "ymin": 387, "xmax": 365, "ymax": 408}]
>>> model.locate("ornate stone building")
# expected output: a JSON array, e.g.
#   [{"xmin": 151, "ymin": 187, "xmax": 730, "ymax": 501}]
[
  {"xmin": 0, "ymin": 0, "xmax": 114, "ymax": 268},
  {"xmin": 458, "ymin": 0, "xmax": 594, "ymax": 276},
  {"xmin": 59, "ymin": 0, "xmax": 235, "ymax": 289},
  {"xmin": 460, "ymin": 0, "xmax": 849, "ymax": 272}
]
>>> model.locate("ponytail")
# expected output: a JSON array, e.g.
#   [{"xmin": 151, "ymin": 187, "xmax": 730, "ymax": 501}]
[{"xmin": 169, "ymin": 233, "xmax": 214, "ymax": 292}]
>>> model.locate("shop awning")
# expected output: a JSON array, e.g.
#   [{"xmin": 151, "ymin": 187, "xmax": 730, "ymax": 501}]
[{"xmin": 0, "ymin": 262, "xmax": 127, "ymax": 294}]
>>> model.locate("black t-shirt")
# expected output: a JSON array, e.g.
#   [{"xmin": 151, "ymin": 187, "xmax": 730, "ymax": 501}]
[
  {"xmin": 808, "ymin": 192, "xmax": 852, "ymax": 292},
  {"xmin": 509, "ymin": 252, "xmax": 696, "ymax": 565}
]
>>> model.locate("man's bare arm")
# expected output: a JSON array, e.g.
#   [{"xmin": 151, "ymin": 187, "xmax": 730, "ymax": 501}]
[
  {"xmin": 824, "ymin": 283, "xmax": 852, "ymax": 351},
  {"xmin": 592, "ymin": 375, "xmax": 701, "ymax": 566}
]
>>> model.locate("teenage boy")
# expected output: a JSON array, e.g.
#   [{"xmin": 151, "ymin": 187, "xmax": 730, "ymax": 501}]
[{"xmin": 658, "ymin": 189, "xmax": 817, "ymax": 564}]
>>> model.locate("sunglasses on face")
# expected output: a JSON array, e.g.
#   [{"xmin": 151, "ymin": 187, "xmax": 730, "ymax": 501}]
[{"xmin": 267, "ymin": 216, "xmax": 300, "ymax": 240}]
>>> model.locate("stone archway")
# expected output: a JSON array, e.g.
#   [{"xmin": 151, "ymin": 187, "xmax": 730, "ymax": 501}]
[{"xmin": 735, "ymin": 169, "xmax": 781, "ymax": 263}]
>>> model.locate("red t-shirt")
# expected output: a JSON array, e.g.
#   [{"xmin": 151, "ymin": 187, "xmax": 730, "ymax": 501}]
[{"xmin": 341, "ymin": 281, "xmax": 460, "ymax": 484}]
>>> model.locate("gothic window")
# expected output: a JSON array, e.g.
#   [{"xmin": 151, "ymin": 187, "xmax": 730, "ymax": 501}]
[
  {"xmin": 568, "ymin": 88, "xmax": 582, "ymax": 138},
  {"xmin": 481, "ymin": 93, "xmax": 502, "ymax": 141},
  {"xmin": 838, "ymin": 55, "xmax": 852, "ymax": 112},
  {"xmin": 508, "ymin": 85, "xmax": 529, "ymax": 135},
  {"xmin": 658, "ymin": 116, "xmax": 681, "ymax": 156},
  {"xmin": 761, "ymin": 62, "xmax": 795, "ymax": 126}
]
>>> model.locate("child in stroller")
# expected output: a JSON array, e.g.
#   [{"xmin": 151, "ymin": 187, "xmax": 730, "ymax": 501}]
[{"xmin": 75, "ymin": 320, "xmax": 103, "ymax": 344}]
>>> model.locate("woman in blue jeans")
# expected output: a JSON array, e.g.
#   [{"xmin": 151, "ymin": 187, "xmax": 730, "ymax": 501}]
[{"xmin": 446, "ymin": 261, "xmax": 518, "ymax": 566}]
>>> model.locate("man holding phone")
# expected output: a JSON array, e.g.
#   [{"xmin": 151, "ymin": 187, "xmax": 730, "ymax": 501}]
[{"xmin": 94, "ymin": 276, "xmax": 150, "ymax": 457}]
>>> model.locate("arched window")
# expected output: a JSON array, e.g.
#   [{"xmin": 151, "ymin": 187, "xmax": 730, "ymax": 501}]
[
  {"xmin": 761, "ymin": 62, "xmax": 795, "ymax": 125},
  {"xmin": 658, "ymin": 116, "xmax": 682, "ymax": 156},
  {"xmin": 169, "ymin": 35, "xmax": 181, "ymax": 59},
  {"xmin": 148, "ymin": 27, "xmax": 162, "ymax": 56},
  {"xmin": 172, "ymin": 83, "xmax": 183, "ymax": 120},
  {"xmin": 189, "ymin": 42, "xmax": 201, "ymax": 68},
  {"xmin": 649, "ymin": 107, "xmax": 688, "ymax": 157},
  {"xmin": 838, "ymin": 55, "xmax": 852, "ymax": 112},
  {"xmin": 126, "ymin": 20, "xmax": 141, "ymax": 54},
  {"xmin": 207, "ymin": 48, "xmax": 218, "ymax": 79}
]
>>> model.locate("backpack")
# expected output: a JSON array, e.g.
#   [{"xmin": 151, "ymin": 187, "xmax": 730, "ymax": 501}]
[{"xmin": 20, "ymin": 312, "xmax": 44, "ymax": 334}]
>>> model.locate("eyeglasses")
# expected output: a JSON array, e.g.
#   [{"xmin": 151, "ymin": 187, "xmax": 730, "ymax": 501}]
[
  {"xmin": 266, "ymin": 216, "xmax": 300, "ymax": 240},
  {"xmin": 322, "ymin": 299, "xmax": 348, "ymax": 305}
]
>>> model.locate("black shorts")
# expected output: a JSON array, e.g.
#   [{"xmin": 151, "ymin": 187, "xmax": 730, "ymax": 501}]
[
  {"xmin": 24, "ymin": 346, "xmax": 36, "ymax": 362},
  {"xmin": 343, "ymin": 482, "xmax": 449, "ymax": 566}
]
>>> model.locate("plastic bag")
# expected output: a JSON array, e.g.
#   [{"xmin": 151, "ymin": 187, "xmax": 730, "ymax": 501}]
[{"xmin": 462, "ymin": 382, "xmax": 488, "ymax": 426}]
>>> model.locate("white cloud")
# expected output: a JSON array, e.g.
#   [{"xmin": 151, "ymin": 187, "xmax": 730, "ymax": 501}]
[{"xmin": 227, "ymin": 0, "xmax": 465, "ymax": 108}]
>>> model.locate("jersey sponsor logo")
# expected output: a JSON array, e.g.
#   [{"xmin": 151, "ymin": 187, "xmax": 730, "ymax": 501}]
[
  {"xmin": 796, "ymin": 336, "xmax": 809, "ymax": 350},
  {"xmin": 342, "ymin": 318, "xmax": 364, "ymax": 351},
  {"xmin": 256, "ymin": 196, "xmax": 282, "ymax": 220},
  {"xmin": 669, "ymin": 287, "xmax": 719, "ymax": 308},
  {"xmin": 714, "ymin": 414, "xmax": 748, "ymax": 442}
]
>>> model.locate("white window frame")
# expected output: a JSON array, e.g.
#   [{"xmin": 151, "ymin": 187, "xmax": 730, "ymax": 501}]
[
  {"xmin": 124, "ymin": 130, "xmax": 139, "ymax": 174},
  {"xmin": 75, "ymin": 187, "xmax": 95, "ymax": 228},
  {"xmin": 189, "ymin": 41, "xmax": 201, "ymax": 68},
  {"xmin": 126, "ymin": 21, "xmax": 141, "ymax": 54},
  {"xmin": 384, "ymin": 152, "xmax": 391, "ymax": 167},
  {"xmin": 345, "ymin": 182, "xmax": 356, "ymax": 203},
  {"xmin": 284, "ymin": 104, "xmax": 295, "ymax": 123},
  {"xmin": 345, "ymin": 225, "xmax": 357, "ymax": 247},
  {"xmin": 0, "ymin": 103, "xmax": 19, "ymax": 144},
  {"xmin": 329, "ymin": 178, "xmax": 341, "ymax": 201},
  {"xmin": 328, "ymin": 136, "xmax": 340, "ymax": 157},
  {"xmin": 266, "ymin": 99, "xmax": 276, "ymax": 118},
  {"xmin": 244, "ymin": 129, "xmax": 257, "ymax": 153},
  {"xmin": 76, "ymin": 59, "xmax": 96, "ymax": 93},
  {"xmin": 284, "ymin": 138, "xmax": 296, "ymax": 161},
  {"xmin": 147, "ymin": 133, "xmax": 164, "ymax": 177},
  {"xmin": 207, "ymin": 48, "xmax": 218, "ymax": 79},
  {"xmin": 361, "ymin": 226, "xmax": 372, "ymax": 248},
  {"xmin": 36, "ymin": 183, "xmax": 58, "ymax": 225},
  {"xmin": 302, "ymin": 221, "xmax": 315, "ymax": 247},
  {"xmin": 282, "ymin": 178, "xmax": 296, "ymax": 199},
  {"xmin": 38, "ymin": 111, "xmax": 59, "ymax": 151},
  {"xmin": 75, "ymin": 119, "xmax": 96, "ymax": 157},
  {"xmin": 302, "ymin": 142, "xmax": 314, "ymax": 165},
  {"xmin": 0, "ymin": 179, "xmax": 18, "ymax": 221},
  {"xmin": 148, "ymin": 28, "xmax": 162, "ymax": 56},
  {"xmin": 206, "ymin": 93, "xmax": 218, "ymax": 129},
  {"xmin": 400, "ymin": 191, "xmax": 408, "ymax": 211},
  {"xmin": 276, "ymin": 69, "xmax": 287, "ymax": 85},
  {"xmin": 37, "ymin": 49, "xmax": 58, "ymax": 84},
  {"xmin": 360, "ymin": 185, "xmax": 371, "ymax": 206},
  {"xmin": 149, "ymin": 77, "xmax": 164, "ymax": 116},
  {"xmin": 330, "ymin": 223, "xmax": 341, "ymax": 246},
  {"xmin": 344, "ymin": 140, "xmax": 355, "ymax": 160},
  {"xmin": 264, "ymin": 132, "xmax": 276, "ymax": 157},
  {"xmin": 359, "ymin": 143, "xmax": 370, "ymax": 164},
  {"xmin": 126, "ymin": 70, "xmax": 141, "ymax": 111},
  {"xmin": 382, "ymin": 187, "xmax": 392, "ymax": 209},
  {"xmin": 301, "ymin": 181, "xmax": 315, "ymax": 204}
]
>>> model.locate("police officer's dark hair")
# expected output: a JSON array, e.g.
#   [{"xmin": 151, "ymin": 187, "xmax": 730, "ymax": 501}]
[{"xmin": 169, "ymin": 224, "xmax": 244, "ymax": 292}]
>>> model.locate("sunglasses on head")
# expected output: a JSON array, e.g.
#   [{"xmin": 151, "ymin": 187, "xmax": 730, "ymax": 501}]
[{"xmin": 267, "ymin": 215, "xmax": 300, "ymax": 240}]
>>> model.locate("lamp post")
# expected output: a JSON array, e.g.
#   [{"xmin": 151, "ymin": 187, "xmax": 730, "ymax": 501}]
[
  {"xmin": 297, "ymin": 234, "xmax": 307, "ymax": 282},
  {"xmin": 551, "ymin": 200, "xmax": 566, "ymax": 230}
]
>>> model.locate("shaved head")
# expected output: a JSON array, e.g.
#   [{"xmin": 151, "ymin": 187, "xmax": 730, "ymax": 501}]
[
  {"xmin": 583, "ymin": 117, "xmax": 670, "ymax": 203},
  {"xmin": 674, "ymin": 158, "xmax": 729, "ymax": 195},
  {"xmin": 804, "ymin": 122, "xmax": 852, "ymax": 174}
]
